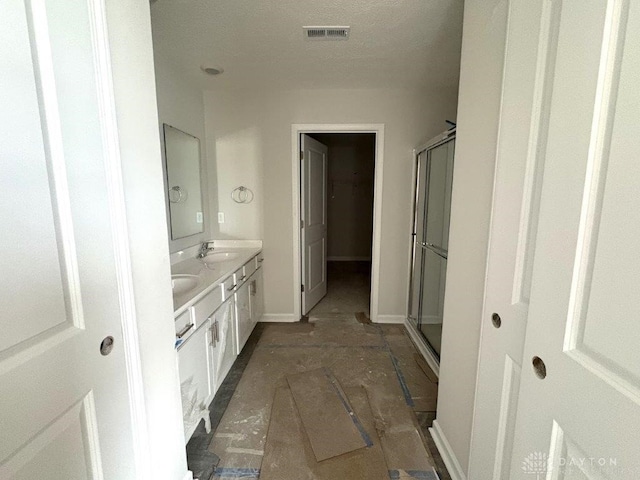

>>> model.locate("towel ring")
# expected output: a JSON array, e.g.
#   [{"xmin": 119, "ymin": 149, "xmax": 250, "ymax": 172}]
[
  {"xmin": 231, "ymin": 186, "xmax": 254, "ymax": 204},
  {"xmin": 169, "ymin": 185, "xmax": 187, "ymax": 203}
]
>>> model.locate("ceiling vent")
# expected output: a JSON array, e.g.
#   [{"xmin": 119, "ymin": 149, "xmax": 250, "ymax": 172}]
[{"xmin": 303, "ymin": 26, "xmax": 350, "ymax": 40}]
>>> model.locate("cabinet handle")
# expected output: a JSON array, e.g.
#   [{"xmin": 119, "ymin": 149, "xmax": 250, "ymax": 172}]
[
  {"xmin": 211, "ymin": 320, "xmax": 219, "ymax": 344},
  {"xmin": 239, "ymin": 275, "xmax": 246, "ymax": 281},
  {"xmin": 215, "ymin": 320, "xmax": 219, "ymax": 342},
  {"xmin": 227, "ymin": 284, "xmax": 237, "ymax": 292},
  {"xmin": 176, "ymin": 323, "xmax": 194, "ymax": 339},
  {"xmin": 258, "ymin": 258, "xmax": 264, "ymax": 263}
]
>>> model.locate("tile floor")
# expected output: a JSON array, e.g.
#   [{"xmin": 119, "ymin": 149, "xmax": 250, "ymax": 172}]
[{"xmin": 185, "ymin": 263, "xmax": 451, "ymax": 480}]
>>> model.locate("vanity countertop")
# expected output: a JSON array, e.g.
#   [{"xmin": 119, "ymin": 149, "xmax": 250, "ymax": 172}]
[{"xmin": 171, "ymin": 246, "xmax": 262, "ymax": 316}]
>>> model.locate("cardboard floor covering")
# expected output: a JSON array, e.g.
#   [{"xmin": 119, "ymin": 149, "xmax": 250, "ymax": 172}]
[
  {"xmin": 286, "ymin": 367, "xmax": 370, "ymax": 461},
  {"xmin": 260, "ymin": 386, "xmax": 389, "ymax": 480}
]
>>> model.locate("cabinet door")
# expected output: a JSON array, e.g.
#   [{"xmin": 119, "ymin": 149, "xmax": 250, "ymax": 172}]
[
  {"xmin": 211, "ymin": 299, "xmax": 237, "ymax": 390},
  {"xmin": 249, "ymin": 268, "xmax": 264, "ymax": 324},
  {"xmin": 235, "ymin": 282, "xmax": 252, "ymax": 353},
  {"xmin": 177, "ymin": 319, "xmax": 213, "ymax": 430}
]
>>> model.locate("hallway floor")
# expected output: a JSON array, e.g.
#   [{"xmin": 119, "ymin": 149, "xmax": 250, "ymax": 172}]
[
  {"xmin": 309, "ymin": 261, "xmax": 371, "ymax": 317},
  {"xmin": 186, "ymin": 262, "xmax": 450, "ymax": 480}
]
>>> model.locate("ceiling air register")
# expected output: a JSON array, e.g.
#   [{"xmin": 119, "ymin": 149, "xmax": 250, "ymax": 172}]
[{"xmin": 303, "ymin": 26, "xmax": 350, "ymax": 40}]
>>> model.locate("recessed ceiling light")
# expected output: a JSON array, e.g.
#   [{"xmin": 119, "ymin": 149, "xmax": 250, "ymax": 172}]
[{"xmin": 200, "ymin": 65, "xmax": 224, "ymax": 76}]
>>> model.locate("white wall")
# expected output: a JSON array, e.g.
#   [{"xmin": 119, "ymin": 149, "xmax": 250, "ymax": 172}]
[
  {"xmin": 203, "ymin": 90, "xmax": 263, "ymax": 241},
  {"xmin": 436, "ymin": 0, "xmax": 508, "ymax": 475},
  {"xmin": 107, "ymin": 0, "xmax": 189, "ymax": 478},
  {"xmin": 312, "ymin": 133, "xmax": 376, "ymax": 261},
  {"xmin": 204, "ymin": 87, "xmax": 458, "ymax": 319}
]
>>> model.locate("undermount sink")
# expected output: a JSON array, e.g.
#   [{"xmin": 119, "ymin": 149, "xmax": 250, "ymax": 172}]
[
  {"xmin": 171, "ymin": 274, "xmax": 199, "ymax": 296},
  {"xmin": 201, "ymin": 251, "xmax": 240, "ymax": 264}
]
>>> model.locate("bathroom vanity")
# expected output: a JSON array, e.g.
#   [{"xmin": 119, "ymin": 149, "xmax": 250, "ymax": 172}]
[
  {"xmin": 171, "ymin": 244, "xmax": 264, "ymax": 442},
  {"xmin": 160, "ymin": 123, "xmax": 263, "ymax": 442}
]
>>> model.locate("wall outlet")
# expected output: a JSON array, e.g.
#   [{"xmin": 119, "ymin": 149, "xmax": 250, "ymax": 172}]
[
  {"xmin": 196, "ymin": 212, "xmax": 203, "ymax": 223},
  {"xmin": 218, "ymin": 212, "xmax": 225, "ymax": 224}
]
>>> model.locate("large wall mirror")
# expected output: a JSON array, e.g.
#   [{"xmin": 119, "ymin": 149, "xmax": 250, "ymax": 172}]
[{"xmin": 163, "ymin": 124, "xmax": 204, "ymax": 240}]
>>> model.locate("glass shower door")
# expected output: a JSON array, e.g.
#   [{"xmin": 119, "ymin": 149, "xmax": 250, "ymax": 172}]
[
  {"xmin": 419, "ymin": 248, "xmax": 447, "ymax": 356},
  {"xmin": 408, "ymin": 150, "xmax": 428, "ymax": 329},
  {"xmin": 409, "ymin": 136, "xmax": 455, "ymax": 360}
]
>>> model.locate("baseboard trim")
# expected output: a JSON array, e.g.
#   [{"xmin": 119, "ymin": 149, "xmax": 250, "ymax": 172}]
[
  {"xmin": 430, "ymin": 420, "xmax": 467, "ymax": 480},
  {"xmin": 404, "ymin": 318, "xmax": 440, "ymax": 378},
  {"xmin": 375, "ymin": 315, "xmax": 405, "ymax": 324},
  {"xmin": 259, "ymin": 313, "xmax": 297, "ymax": 323},
  {"xmin": 327, "ymin": 256, "xmax": 372, "ymax": 262}
]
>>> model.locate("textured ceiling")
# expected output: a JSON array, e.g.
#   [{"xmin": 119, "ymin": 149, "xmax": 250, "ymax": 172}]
[{"xmin": 150, "ymin": 0, "xmax": 464, "ymax": 91}]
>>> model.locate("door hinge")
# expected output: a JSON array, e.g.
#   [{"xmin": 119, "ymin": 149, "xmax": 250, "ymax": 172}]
[
  {"xmin": 301, "ymin": 284, "xmax": 305, "ymax": 292},
  {"xmin": 300, "ymin": 151, "xmax": 304, "ymax": 161}
]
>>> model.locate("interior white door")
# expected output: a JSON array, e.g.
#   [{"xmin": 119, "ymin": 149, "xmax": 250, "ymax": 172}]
[
  {"xmin": 469, "ymin": 0, "xmax": 550, "ymax": 477},
  {"xmin": 301, "ymin": 134, "xmax": 328, "ymax": 314},
  {"xmin": 508, "ymin": 0, "xmax": 640, "ymax": 478},
  {"xmin": 0, "ymin": 1, "xmax": 140, "ymax": 479}
]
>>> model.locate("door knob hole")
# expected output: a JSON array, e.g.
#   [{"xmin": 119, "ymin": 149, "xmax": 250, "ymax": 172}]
[
  {"xmin": 100, "ymin": 336, "xmax": 114, "ymax": 356},
  {"xmin": 532, "ymin": 356, "xmax": 546, "ymax": 379},
  {"xmin": 491, "ymin": 313, "xmax": 502, "ymax": 328}
]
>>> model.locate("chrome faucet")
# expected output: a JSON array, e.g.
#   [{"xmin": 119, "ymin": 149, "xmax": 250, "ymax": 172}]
[{"xmin": 197, "ymin": 241, "xmax": 215, "ymax": 259}]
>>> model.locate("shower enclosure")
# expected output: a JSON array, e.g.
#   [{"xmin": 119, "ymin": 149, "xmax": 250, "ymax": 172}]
[{"xmin": 408, "ymin": 128, "xmax": 455, "ymax": 362}]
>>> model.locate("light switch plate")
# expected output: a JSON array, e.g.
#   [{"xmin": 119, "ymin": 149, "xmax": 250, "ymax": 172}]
[
  {"xmin": 218, "ymin": 212, "xmax": 225, "ymax": 224},
  {"xmin": 196, "ymin": 212, "xmax": 203, "ymax": 223}
]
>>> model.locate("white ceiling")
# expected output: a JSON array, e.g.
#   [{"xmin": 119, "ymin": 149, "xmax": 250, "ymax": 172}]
[{"xmin": 150, "ymin": 0, "xmax": 464, "ymax": 91}]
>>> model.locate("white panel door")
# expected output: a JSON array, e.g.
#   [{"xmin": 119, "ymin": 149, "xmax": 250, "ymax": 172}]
[
  {"xmin": 301, "ymin": 134, "xmax": 328, "ymax": 314},
  {"xmin": 469, "ymin": 0, "xmax": 552, "ymax": 477},
  {"xmin": 508, "ymin": 0, "xmax": 640, "ymax": 478},
  {"xmin": 0, "ymin": 1, "xmax": 139, "ymax": 479}
]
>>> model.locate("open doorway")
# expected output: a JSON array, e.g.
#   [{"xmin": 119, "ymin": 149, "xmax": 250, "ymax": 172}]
[
  {"xmin": 304, "ymin": 133, "xmax": 376, "ymax": 317},
  {"xmin": 292, "ymin": 125, "xmax": 384, "ymax": 322}
]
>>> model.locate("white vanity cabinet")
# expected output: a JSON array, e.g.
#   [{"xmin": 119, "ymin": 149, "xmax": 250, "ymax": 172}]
[
  {"xmin": 177, "ymin": 318, "xmax": 214, "ymax": 440},
  {"xmin": 173, "ymin": 247, "xmax": 264, "ymax": 443},
  {"xmin": 235, "ymin": 254, "xmax": 265, "ymax": 352},
  {"xmin": 210, "ymin": 297, "xmax": 236, "ymax": 390},
  {"xmin": 176, "ymin": 284, "xmax": 224, "ymax": 441},
  {"xmin": 235, "ymin": 279, "xmax": 252, "ymax": 353},
  {"xmin": 249, "ymin": 266, "xmax": 264, "ymax": 324}
]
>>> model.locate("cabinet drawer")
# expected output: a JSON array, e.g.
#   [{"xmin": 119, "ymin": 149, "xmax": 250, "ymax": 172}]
[
  {"xmin": 191, "ymin": 285, "xmax": 222, "ymax": 326},
  {"xmin": 244, "ymin": 256, "xmax": 257, "ymax": 278},
  {"xmin": 175, "ymin": 309, "xmax": 194, "ymax": 346},
  {"xmin": 222, "ymin": 275, "xmax": 236, "ymax": 300},
  {"xmin": 233, "ymin": 266, "xmax": 247, "ymax": 286}
]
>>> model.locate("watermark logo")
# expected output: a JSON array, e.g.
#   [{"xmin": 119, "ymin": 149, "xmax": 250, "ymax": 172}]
[
  {"xmin": 522, "ymin": 451, "xmax": 621, "ymax": 478},
  {"xmin": 522, "ymin": 452, "xmax": 549, "ymax": 479}
]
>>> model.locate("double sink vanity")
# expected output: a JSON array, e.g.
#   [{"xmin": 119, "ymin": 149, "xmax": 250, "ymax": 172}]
[
  {"xmin": 161, "ymin": 123, "xmax": 264, "ymax": 442},
  {"xmin": 170, "ymin": 242, "xmax": 264, "ymax": 442}
]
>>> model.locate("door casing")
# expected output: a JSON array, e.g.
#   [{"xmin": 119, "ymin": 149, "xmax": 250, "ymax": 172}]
[{"xmin": 291, "ymin": 124, "xmax": 385, "ymax": 322}]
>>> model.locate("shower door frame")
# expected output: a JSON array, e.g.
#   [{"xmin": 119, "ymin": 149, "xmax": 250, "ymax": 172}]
[{"xmin": 405, "ymin": 128, "xmax": 456, "ymax": 378}]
